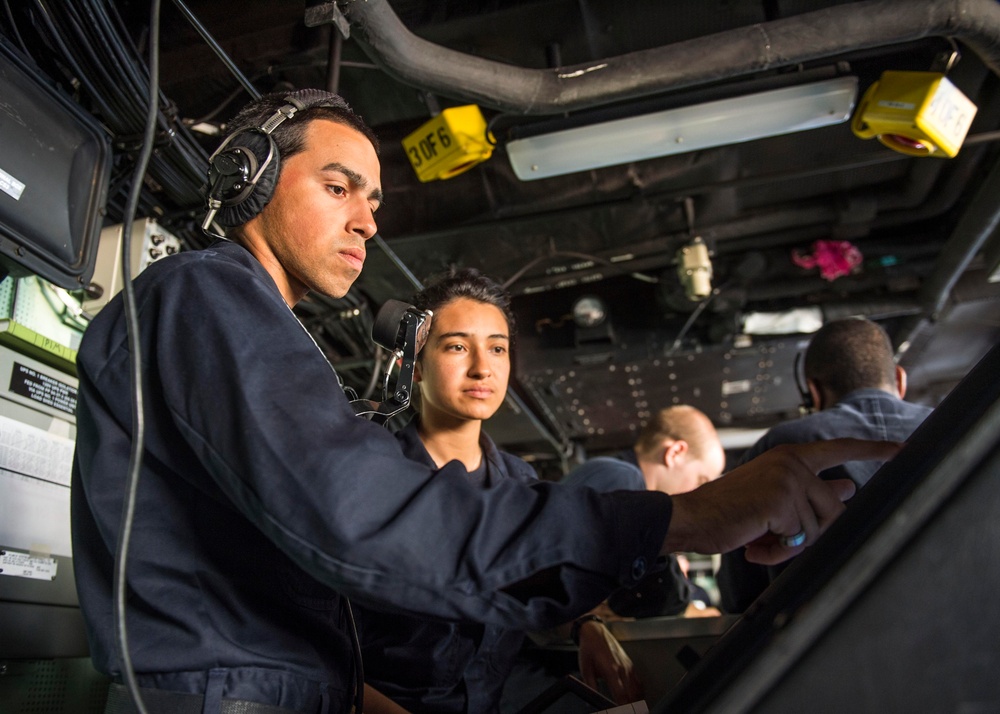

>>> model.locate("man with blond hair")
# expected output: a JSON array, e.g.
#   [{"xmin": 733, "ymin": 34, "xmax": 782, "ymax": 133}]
[
  {"xmin": 565, "ymin": 405, "xmax": 726, "ymax": 496},
  {"xmin": 561, "ymin": 405, "xmax": 727, "ymax": 620}
]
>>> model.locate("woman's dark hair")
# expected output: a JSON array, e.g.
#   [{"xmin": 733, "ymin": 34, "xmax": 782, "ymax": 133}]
[{"xmin": 412, "ymin": 268, "xmax": 516, "ymax": 346}]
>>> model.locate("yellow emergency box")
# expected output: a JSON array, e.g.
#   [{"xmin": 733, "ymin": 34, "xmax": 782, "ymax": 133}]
[
  {"xmin": 402, "ymin": 105, "xmax": 493, "ymax": 182},
  {"xmin": 851, "ymin": 71, "xmax": 977, "ymax": 157}
]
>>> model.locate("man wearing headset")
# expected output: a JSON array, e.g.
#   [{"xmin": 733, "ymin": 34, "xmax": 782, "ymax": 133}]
[
  {"xmin": 717, "ymin": 317, "xmax": 933, "ymax": 613},
  {"xmin": 71, "ymin": 90, "xmax": 899, "ymax": 714}
]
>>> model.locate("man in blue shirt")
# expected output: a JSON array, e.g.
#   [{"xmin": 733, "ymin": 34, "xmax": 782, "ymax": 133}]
[{"xmin": 717, "ymin": 318, "xmax": 933, "ymax": 613}]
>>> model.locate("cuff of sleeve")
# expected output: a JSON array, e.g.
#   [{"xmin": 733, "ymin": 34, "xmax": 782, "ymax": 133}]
[
  {"xmin": 604, "ymin": 489, "xmax": 672, "ymax": 587},
  {"xmin": 570, "ymin": 614, "xmax": 604, "ymax": 645}
]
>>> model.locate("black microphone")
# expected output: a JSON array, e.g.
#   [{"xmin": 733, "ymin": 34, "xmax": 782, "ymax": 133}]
[
  {"xmin": 351, "ymin": 300, "xmax": 432, "ymax": 424},
  {"xmin": 372, "ymin": 299, "xmax": 431, "ymax": 354}
]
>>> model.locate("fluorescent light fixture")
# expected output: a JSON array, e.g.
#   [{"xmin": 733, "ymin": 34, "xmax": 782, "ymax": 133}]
[
  {"xmin": 743, "ymin": 307, "xmax": 824, "ymax": 335},
  {"xmin": 507, "ymin": 76, "xmax": 858, "ymax": 181}
]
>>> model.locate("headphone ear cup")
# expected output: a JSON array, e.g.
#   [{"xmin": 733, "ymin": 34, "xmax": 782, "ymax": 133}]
[
  {"xmin": 794, "ymin": 351, "xmax": 815, "ymax": 411},
  {"xmin": 212, "ymin": 131, "xmax": 280, "ymax": 227}
]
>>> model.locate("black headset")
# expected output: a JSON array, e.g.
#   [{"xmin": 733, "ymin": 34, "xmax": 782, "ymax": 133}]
[
  {"xmin": 202, "ymin": 89, "xmax": 347, "ymax": 235},
  {"xmin": 793, "ymin": 350, "xmax": 817, "ymax": 412}
]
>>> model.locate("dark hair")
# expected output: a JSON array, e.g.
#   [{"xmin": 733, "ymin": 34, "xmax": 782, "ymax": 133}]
[
  {"xmin": 804, "ymin": 318, "xmax": 896, "ymax": 400},
  {"xmin": 411, "ymin": 268, "xmax": 516, "ymax": 349},
  {"xmin": 224, "ymin": 89, "xmax": 380, "ymax": 165}
]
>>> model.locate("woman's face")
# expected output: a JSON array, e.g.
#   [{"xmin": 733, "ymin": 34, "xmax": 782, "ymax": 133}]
[{"xmin": 415, "ymin": 297, "xmax": 511, "ymax": 425}]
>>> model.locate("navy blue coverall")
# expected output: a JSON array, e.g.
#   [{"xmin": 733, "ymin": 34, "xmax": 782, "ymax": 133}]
[
  {"xmin": 71, "ymin": 240, "xmax": 671, "ymax": 713},
  {"xmin": 356, "ymin": 418, "xmax": 536, "ymax": 713}
]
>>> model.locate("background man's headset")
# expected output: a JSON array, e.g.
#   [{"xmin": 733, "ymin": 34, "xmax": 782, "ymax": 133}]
[{"xmin": 794, "ymin": 350, "xmax": 817, "ymax": 413}]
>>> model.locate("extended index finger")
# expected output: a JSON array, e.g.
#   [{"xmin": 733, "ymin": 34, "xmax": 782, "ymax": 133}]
[{"xmin": 790, "ymin": 438, "xmax": 903, "ymax": 473}]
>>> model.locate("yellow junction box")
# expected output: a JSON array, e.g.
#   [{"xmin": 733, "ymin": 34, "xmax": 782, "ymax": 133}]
[
  {"xmin": 402, "ymin": 105, "xmax": 493, "ymax": 182},
  {"xmin": 851, "ymin": 71, "xmax": 977, "ymax": 157}
]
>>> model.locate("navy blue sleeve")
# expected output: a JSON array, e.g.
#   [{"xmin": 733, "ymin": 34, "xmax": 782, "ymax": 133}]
[{"xmin": 80, "ymin": 251, "xmax": 671, "ymax": 630}]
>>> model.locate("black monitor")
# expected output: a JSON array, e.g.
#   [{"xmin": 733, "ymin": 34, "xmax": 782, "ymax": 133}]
[
  {"xmin": 653, "ymin": 341, "xmax": 1000, "ymax": 713},
  {"xmin": 0, "ymin": 35, "xmax": 111, "ymax": 289}
]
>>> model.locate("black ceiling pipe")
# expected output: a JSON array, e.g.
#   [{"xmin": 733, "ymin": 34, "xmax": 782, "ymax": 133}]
[
  {"xmin": 895, "ymin": 154, "xmax": 1000, "ymax": 361},
  {"xmin": 335, "ymin": 0, "xmax": 1000, "ymax": 115},
  {"xmin": 916, "ymin": 156, "xmax": 1000, "ymax": 321},
  {"xmin": 335, "ymin": 0, "xmax": 1000, "ymax": 381}
]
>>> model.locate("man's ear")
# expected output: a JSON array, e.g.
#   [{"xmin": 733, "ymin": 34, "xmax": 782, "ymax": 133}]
[
  {"xmin": 413, "ymin": 360, "xmax": 423, "ymax": 384},
  {"xmin": 895, "ymin": 365, "xmax": 907, "ymax": 399},
  {"xmin": 663, "ymin": 439, "xmax": 689, "ymax": 469},
  {"xmin": 807, "ymin": 378, "xmax": 823, "ymax": 412}
]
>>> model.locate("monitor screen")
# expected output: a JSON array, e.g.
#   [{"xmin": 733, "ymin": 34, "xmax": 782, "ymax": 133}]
[{"xmin": 0, "ymin": 36, "xmax": 111, "ymax": 290}]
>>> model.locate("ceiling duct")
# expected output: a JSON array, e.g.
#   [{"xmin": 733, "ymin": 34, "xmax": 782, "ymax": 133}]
[
  {"xmin": 334, "ymin": 0, "xmax": 1000, "ymax": 115},
  {"xmin": 895, "ymin": 154, "xmax": 1000, "ymax": 363}
]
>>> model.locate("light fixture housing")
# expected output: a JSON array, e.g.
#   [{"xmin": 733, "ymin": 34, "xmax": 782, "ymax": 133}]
[
  {"xmin": 506, "ymin": 76, "xmax": 858, "ymax": 181},
  {"xmin": 572, "ymin": 295, "xmax": 608, "ymax": 328}
]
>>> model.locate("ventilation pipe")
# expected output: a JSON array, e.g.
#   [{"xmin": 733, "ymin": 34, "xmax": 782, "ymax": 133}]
[
  {"xmin": 895, "ymin": 155, "xmax": 1000, "ymax": 362},
  {"xmin": 334, "ymin": 0, "xmax": 1000, "ymax": 115},
  {"xmin": 333, "ymin": 0, "xmax": 1000, "ymax": 372}
]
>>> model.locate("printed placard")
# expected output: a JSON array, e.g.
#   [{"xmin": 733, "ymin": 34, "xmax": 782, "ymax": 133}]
[{"xmin": 0, "ymin": 548, "xmax": 58, "ymax": 581}]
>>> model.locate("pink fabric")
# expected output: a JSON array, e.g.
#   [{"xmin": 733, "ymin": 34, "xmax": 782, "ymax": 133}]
[{"xmin": 792, "ymin": 240, "xmax": 863, "ymax": 281}]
